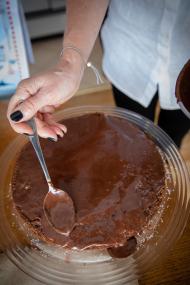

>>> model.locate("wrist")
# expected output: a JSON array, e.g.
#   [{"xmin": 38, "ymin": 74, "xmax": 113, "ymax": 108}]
[
  {"xmin": 57, "ymin": 44, "xmax": 103, "ymax": 85},
  {"xmin": 58, "ymin": 46, "xmax": 85, "ymax": 73},
  {"xmin": 54, "ymin": 48, "xmax": 85, "ymax": 92}
]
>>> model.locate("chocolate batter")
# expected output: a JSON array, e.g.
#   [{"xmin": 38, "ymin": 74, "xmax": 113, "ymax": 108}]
[
  {"xmin": 12, "ymin": 113, "xmax": 165, "ymax": 252},
  {"xmin": 176, "ymin": 59, "xmax": 190, "ymax": 112}
]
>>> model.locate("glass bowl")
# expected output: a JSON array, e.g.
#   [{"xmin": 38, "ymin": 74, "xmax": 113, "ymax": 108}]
[{"xmin": 0, "ymin": 105, "xmax": 189, "ymax": 285}]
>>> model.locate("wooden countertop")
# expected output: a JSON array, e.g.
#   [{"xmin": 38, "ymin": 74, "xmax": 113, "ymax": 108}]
[{"xmin": 0, "ymin": 97, "xmax": 190, "ymax": 285}]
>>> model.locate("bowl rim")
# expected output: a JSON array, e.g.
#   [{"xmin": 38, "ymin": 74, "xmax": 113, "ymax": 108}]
[{"xmin": 0, "ymin": 105, "xmax": 189, "ymax": 284}]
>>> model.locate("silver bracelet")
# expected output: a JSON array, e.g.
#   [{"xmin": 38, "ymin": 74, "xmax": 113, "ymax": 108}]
[{"xmin": 61, "ymin": 44, "xmax": 103, "ymax": 85}]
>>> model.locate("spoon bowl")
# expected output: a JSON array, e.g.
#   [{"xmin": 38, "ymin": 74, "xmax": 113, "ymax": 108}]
[
  {"xmin": 43, "ymin": 185, "xmax": 75, "ymax": 235},
  {"xmin": 27, "ymin": 118, "xmax": 75, "ymax": 235}
]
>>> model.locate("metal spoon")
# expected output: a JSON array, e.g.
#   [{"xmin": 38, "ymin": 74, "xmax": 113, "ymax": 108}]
[
  {"xmin": 27, "ymin": 118, "xmax": 75, "ymax": 236},
  {"xmin": 175, "ymin": 59, "xmax": 190, "ymax": 119}
]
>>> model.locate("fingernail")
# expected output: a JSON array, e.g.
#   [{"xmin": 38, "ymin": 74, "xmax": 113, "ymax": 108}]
[
  {"xmin": 10, "ymin": 110, "xmax": 23, "ymax": 122},
  {"xmin": 48, "ymin": 137, "xmax": 57, "ymax": 142}
]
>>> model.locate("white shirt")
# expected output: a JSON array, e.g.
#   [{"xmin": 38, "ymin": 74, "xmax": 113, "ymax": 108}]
[{"xmin": 101, "ymin": 0, "xmax": 190, "ymax": 110}]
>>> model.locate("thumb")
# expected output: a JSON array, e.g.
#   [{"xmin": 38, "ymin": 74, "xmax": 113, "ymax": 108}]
[{"xmin": 10, "ymin": 91, "xmax": 46, "ymax": 122}]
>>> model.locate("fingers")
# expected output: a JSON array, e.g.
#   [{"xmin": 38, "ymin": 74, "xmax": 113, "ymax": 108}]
[
  {"xmin": 7, "ymin": 83, "xmax": 31, "ymax": 121},
  {"xmin": 9, "ymin": 121, "xmax": 34, "ymax": 135},
  {"xmin": 21, "ymin": 113, "xmax": 67, "ymax": 141},
  {"xmin": 51, "ymin": 125, "xmax": 64, "ymax": 137},
  {"xmin": 8, "ymin": 96, "xmax": 67, "ymax": 139},
  {"xmin": 35, "ymin": 117, "xmax": 58, "ymax": 140},
  {"xmin": 42, "ymin": 113, "xmax": 67, "ymax": 138},
  {"xmin": 7, "ymin": 73, "xmax": 68, "ymax": 138},
  {"xmin": 7, "ymin": 94, "xmax": 45, "ymax": 134},
  {"xmin": 7, "ymin": 77, "xmax": 44, "ymax": 133},
  {"xmin": 7, "ymin": 89, "xmax": 53, "ymax": 135},
  {"xmin": 9, "ymin": 91, "xmax": 46, "ymax": 123},
  {"xmin": 40, "ymin": 105, "xmax": 56, "ymax": 113},
  {"xmin": 7, "ymin": 74, "xmax": 50, "ymax": 122},
  {"xmin": 55, "ymin": 123, "xmax": 67, "ymax": 134}
]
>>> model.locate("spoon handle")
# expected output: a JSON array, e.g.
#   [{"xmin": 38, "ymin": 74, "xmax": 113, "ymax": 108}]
[{"xmin": 27, "ymin": 118, "xmax": 52, "ymax": 184}]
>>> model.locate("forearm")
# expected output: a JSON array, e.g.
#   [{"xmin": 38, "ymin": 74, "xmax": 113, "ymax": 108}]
[{"xmin": 63, "ymin": 0, "xmax": 109, "ymax": 62}]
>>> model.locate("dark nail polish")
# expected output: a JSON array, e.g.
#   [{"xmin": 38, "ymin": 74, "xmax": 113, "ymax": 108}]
[
  {"xmin": 10, "ymin": 110, "xmax": 23, "ymax": 122},
  {"xmin": 24, "ymin": 133, "xmax": 34, "ymax": 136},
  {"xmin": 48, "ymin": 137, "xmax": 57, "ymax": 142}
]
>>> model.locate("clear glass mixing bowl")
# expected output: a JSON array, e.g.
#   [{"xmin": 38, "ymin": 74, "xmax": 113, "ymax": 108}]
[{"xmin": 0, "ymin": 106, "xmax": 189, "ymax": 285}]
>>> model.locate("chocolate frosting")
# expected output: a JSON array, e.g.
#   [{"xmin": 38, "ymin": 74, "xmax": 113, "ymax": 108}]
[
  {"xmin": 12, "ymin": 114, "xmax": 165, "ymax": 251},
  {"xmin": 176, "ymin": 59, "xmax": 190, "ymax": 112}
]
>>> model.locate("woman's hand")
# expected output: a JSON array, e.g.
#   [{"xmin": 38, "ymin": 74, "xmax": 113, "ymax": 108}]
[{"xmin": 7, "ymin": 53, "xmax": 84, "ymax": 140}]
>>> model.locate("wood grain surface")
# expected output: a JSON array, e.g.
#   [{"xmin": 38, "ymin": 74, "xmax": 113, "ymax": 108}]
[{"xmin": 0, "ymin": 91, "xmax": 190, "ymax": 284}]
